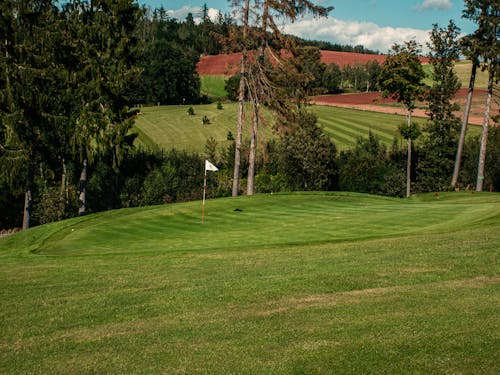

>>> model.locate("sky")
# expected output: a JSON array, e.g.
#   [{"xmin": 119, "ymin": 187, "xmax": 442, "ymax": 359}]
[{"xmin": 139, "ymin": 0, "xmax": 476, "ymax": 53}]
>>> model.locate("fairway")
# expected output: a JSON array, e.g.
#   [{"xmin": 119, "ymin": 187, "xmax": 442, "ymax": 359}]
[
  {"xmin": 134, "ymin": 103, "xmax": 482, "ymax": 152},
  {"xmin": 133, "ymin": 102, "xmax": 275, "ymax": 152},
  {"xmin": 133, "ymin": 103, "xmax": 406, "ymax": 152},
  {"xmin": 1, "ymin": 192, "xmax": 499, "ymax": 373}
]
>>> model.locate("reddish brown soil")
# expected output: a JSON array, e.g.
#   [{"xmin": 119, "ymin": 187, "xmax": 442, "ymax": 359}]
[
  {"xmin": 311, "ymin": 88, "xmax": 493, "ymax": 126},
  {"xmin": 197, "ymin": 53, "xmax": 243, "ymax": 76},
  {"xmin": 196, "ymin": 50, "xmax": 430, "ymax": 76}
]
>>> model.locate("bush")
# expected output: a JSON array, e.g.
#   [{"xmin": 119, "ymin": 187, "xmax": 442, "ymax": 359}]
[
  {"xmin": 202, "ymin": 115, "xmax": 210, "ymax": 125},
  {"xmin": 187, "ymin": 106, "xmax": 195, "ymax": 115}
]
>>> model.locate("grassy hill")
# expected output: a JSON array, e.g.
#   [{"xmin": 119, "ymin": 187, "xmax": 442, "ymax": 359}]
[
  {"xmin": 134, "ymin": 103, "xmax": 481, "ymax": 152},
  {"xmin": 1, "ymin": 192, "xmax": 499, "ymax": 373},
  {"xmin": 201, "ymin": 60, "xmax": 489, "ymax": 99}
]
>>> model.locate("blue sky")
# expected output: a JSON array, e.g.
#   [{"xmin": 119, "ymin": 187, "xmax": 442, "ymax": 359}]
[{"xmin": 139, "ymin": 0, "xmax": 475, "ymax": 53}]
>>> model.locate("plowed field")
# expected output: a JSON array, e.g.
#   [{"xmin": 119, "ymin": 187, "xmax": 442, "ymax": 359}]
[
  {"xmin": 311, "ymin": 88, "xmax": 494, "ymax": 126},
  {"xmin": 196, "ymin": 50, "xmax": 429, "ymax": 76}
]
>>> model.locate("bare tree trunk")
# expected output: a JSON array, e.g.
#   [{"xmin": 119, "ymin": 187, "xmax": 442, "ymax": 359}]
[
  {"xmin": 247, "ymin": 103, "xmax": 259, "ymax": 195},
  {"xmin": 406, "ymin": 109, "xmax": 412, "ymax": 198},
  {"xmin": 246, "ymin": 0, "xmax": 268, "ymax": 195},
  {"xmin": 232, "ymin": 0, "xmax": 250, "ymax": 197},
  {"xmin": 452, "ymin": 61, "xmax": 477, "ymax": 188},
  {"xmin": 475, "ymin": 63, "xmax": 494, "ymax": 192},
  {"xmin": 61, "ymin": 157, "xmax": 69, "ymax": 205},
  {"xmin": 78, "ymin": 159, "xmax": 87, "ymax": 216},
  {"xmin": 22, "ymin": 189, "xmax": 31, "ymax": 230}
]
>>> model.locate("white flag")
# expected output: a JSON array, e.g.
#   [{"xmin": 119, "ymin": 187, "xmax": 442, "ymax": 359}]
[{"xmin": 205, "ymin": 160, "xmax": 218, "ymax": 172}]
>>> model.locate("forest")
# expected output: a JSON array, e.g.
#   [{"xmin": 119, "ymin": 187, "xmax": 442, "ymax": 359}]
[{"xmin": 0, "ymin": 0, "xmax": 499, "ymax": 230}]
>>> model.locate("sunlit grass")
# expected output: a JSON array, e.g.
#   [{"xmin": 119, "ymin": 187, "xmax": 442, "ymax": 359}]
[{"xmin": 1, "ymin": 192, "xmax": 499, "ymax": 373}]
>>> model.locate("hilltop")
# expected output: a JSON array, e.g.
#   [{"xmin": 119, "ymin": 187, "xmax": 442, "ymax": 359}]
[{"xmin": 196, "ymin": 50, "xmax": 430, "ymax": 76}]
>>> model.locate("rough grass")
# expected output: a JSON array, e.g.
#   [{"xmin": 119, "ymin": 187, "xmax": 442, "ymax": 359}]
[{"xmin": 1, "ymin": 192, "xmax": 499, "ymax": 374}]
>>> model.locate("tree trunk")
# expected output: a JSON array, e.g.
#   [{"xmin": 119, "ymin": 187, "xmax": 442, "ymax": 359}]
[
  {"xmin": 22, "ymin": 189, "xmax": 31, "ymax": 230},
  {"xmin": 451, "ymin": 61, "xmax": 477, "ymax": 188},
  {"xmin": 61, "ymin": 158, "xmax": 68, "ymax": 203},
  {"xmin": 78, "ymin": 159, "xmax": 87, "ymax": 216},
  {"xmin": 232, "ymin": 0, "xmax": 249, "ymax": 197},
  {"xmin": 247, "ymin": 103, "xmax": 259, "ymax": 195},
  {"xmin": 406, "ymin": 109, "xmax": 412, "ymax": 198},
  {"xmin": 475, "ymin": 63, "xmax": 494, "ymax": 192},
  {"xmin": 246, "ymin": 0, "xmax": 268, "ymax": 195}
]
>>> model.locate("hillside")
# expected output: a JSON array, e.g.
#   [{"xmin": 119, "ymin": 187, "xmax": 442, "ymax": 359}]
[
  {"xmin": 196, "ymin": 50, "xmax": 430, "ymax": 76},
  {"xmin": 1, "ymin": 192, "xmax": 499, "ymax": 373},
  {"xmin": 133, "ymin": 103, "xmax": 483, "ymax": 152}
]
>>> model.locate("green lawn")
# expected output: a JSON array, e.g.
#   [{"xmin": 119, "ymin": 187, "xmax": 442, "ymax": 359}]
[
  {"xmin": 200, "ymin": 75, "xmax": 228, "ymax": 99},
  {"xmin": 133, "ymin": 102, "xmax": 275, "ymax": 152},
  {"xmin": 134, "ymin": 103, "xmax": 481, "ymax": 152},
  {"xmin": 1, "ymin": 192, "xmax": 499, "ymax": 373}
]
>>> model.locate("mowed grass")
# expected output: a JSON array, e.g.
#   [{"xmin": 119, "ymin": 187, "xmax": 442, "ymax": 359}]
[
  {"xmin": 200, "ymin": 75, "xmax": 228, "ymax": 99},
  {"xmin": 1, "ymin": 192, "xmax": 499, "ymax": 373},
  {"xmin": 134, "ymin": 103, "xmax": 482, "ymax": 152},
  {"xmin": 133, "ymin": 102, "xmax": 275, "ymax": 152}
]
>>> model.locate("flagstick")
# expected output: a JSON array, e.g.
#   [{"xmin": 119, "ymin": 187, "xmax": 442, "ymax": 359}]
[{"xmin": 202, "ymin": 168, "xmax": 207, "ymax": 224}]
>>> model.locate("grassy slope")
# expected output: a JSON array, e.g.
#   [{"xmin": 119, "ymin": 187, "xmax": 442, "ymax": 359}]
[
  {"xmin": 1, "ymin": 192, "xmax": 499, "ymax": 374},
  {"xmin": 134, "ymin": 102, "xmax": 274, "ymax": 153},
  {"xmin": 134, "ymin": 103, "xmax": 481, "ymax": 152},
  {"xmin": 200, "ymin": 75, "xmax": 228, "ymax": 99}
]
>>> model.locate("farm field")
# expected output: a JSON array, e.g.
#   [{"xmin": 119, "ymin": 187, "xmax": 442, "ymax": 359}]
[
  {"xmin": 134, "ymin": 103, "xmax": 482, "ymax": 152},
  {"xmin": 1, "ymin": 192, "xmax": 499, "ymax": 373},
  {"xmin": 198, "ymin": 55, "xmax": 487, "ymax": 90}
]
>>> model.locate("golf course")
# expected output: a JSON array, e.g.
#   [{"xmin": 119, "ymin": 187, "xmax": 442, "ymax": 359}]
[{"xmin": 1, "ymin": 192, "xmax": 499, "ymax": 373}]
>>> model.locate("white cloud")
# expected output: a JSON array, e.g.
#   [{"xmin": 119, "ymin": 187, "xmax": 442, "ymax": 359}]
[
  {"xmin": 282, "ymin": 17, "xmax": 431, "ymax": 54},
  {"xmin": 414, "ymin": 0, "xmax": 452, "ymax": 11},
  {"xmin": 167, "ymin": 5, "xmax": 220, "ymax": 24}
]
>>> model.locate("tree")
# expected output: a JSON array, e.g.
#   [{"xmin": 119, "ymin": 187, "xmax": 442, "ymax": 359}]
[
  {"xmin": 279, "ymin": 112, "xmax": 337, "ymax": 191},
  {"xmin": 245, "ymin": 0, "xmax": 333, "ymax": 195},
  {"xmin": 378, "ymin": 40, "xmax": 426, "ymax": 197},
  {"xmin": 452, "ymin": 0, "xmax": 498, "ymax": 188},
  {"xmin": 231, "ymin": 0, "xmax": 250, "ymax": 197},
  {"xmin": 69, "ymin": 0, "xmax": 143, "ymax": 214},
  {"xmin": 417, "ymin": 21, "xmax": 461, "ymax": 192},
  {"xmin": 0, "ymin": 0, "xmax": 65, "ymax": 229},
  {"xmin": 322, "ymin": 63, "xmax": 342, "ymax": 93},
  {"xmin": 470, "ymin": 1, "xmax": 499, "ymax": 191}
]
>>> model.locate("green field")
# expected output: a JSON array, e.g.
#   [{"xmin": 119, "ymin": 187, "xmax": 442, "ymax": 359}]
[
  {"xmin": 1, "ymin": 192, "xmax": 499, "ymax": 373},
  {"xmin": 200, "ymin": 75, "xmax": 228, "ymax": 99},
  {"xmin": 201, "ymin": 61, "xmax": 488, "ymax": 100},
  {"xmin": 134, "ymin": 102, "xmax": 275, "ymax": 152},
  {"xmin": 134, "ymin": 103, "xmax": 481, "ymax": 152}
]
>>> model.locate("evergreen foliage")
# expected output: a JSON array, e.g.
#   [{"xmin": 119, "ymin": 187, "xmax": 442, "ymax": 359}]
[{"xmin": 416, "ymin": 21, "xmax": 462, "ymax": 192}]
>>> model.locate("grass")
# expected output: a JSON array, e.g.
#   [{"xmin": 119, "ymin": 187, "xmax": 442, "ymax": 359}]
[
  {"xmin": 0, "ymin": 192, "xmax": 499, "ymax": 373},
  {"xmin": 134, "ymin": 103, "xmax": 482, "ymax": 152},
  {"xmin": 200, "ymin": 75, "xmax": 228, "ymax": 99},
  {"xmin": 133, "ymin": 102, "xmax": 275, "ymax": 153}
]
